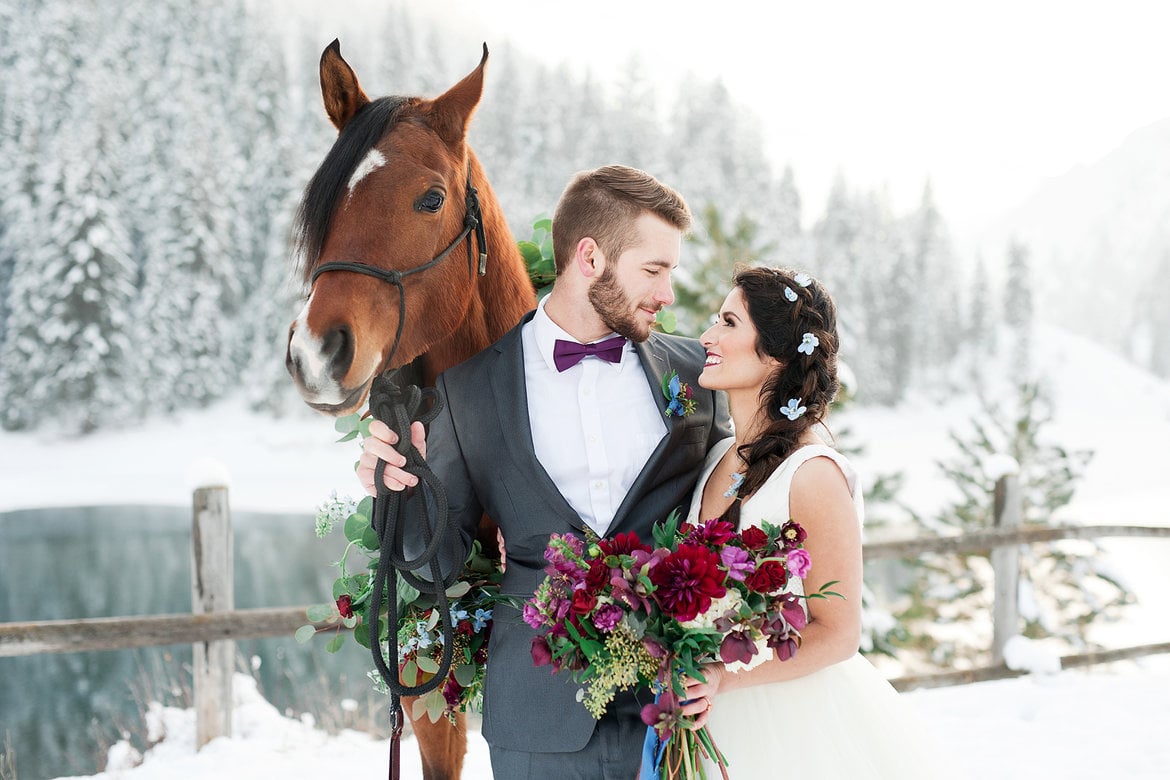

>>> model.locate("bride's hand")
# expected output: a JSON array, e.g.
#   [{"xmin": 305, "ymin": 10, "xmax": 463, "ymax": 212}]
[{"xmin": 681, "ymin": 665, "xmax": 726, "ymax": 729}]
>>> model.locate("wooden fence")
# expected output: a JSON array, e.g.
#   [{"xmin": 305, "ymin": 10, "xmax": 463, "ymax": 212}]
[{"xmin": 1, "ymin": 477, "xmax": 1168, "ymax": 744}]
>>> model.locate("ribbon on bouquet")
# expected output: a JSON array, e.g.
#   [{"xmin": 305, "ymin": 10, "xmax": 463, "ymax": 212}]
[{"xmin": 639, "ymin": 717, "xmax": 669, "ymax": 780}]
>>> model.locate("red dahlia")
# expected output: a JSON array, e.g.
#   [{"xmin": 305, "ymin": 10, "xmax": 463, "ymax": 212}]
[{"xmin": 649, "ymin": 543, "xmax": 727, "ymax": 622}]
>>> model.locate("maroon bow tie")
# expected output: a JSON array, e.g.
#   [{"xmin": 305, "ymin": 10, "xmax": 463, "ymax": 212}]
[{"xmin": 552, "ymin": 336, "xmax": 627, "ymax": 372}]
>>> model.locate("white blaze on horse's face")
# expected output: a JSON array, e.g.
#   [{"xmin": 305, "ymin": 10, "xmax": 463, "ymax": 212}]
[
  {"xmin": 288, "ymin": 292, "xmax": 382, "ymax": 408},
  {"xmin": 347, "ymin": 148, "xmax": 387, "ymax": 195},
  {"xmin": 287, "ymin": 293, "xmax": 343, "ymax": 405}
]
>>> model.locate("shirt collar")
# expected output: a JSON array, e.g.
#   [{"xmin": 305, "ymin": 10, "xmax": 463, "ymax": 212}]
[{"xmin": 533, "ymin": 297, "xmax": 633, "ymax": 373}]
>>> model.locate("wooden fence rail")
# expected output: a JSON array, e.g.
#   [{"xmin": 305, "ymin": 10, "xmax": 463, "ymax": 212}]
[{"xmin": 1, "ymin": 478, "xmax": 1167, "ymax": 748}]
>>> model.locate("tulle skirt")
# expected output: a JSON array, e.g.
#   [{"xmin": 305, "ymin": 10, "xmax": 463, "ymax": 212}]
[{"xmin": 701, "ymin": 654, "xmax": 946, "ymax": 779}]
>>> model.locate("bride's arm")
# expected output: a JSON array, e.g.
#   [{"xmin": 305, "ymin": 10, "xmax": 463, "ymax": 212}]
[{"xmin": 683, "ymin": 456, "xmax": 864, "ymax": 722}]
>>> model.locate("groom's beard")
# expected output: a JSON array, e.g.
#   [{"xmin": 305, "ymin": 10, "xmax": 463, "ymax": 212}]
[{"xmin": 588, "ymin": 264, "xmax": 658, "ymax": 343}]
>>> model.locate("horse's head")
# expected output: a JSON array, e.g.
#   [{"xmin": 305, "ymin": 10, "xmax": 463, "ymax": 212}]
[{"xmin": 287, "ymin": 40, "xmax": 489, "ymax": 415}]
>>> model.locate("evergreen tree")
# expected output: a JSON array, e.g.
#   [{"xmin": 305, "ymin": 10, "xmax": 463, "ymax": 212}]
[
  {"xmin": 1141, "ymin": 251, "xmax": 1170, "ymax": 378},
  {"xmin": 1003, "ymin": 241, "xmax": 1034, "ymax": 383},
  {"xmin": 674, "ymin": 204, "xmax": 775, "ymax": 335},
  {"xmin": 893, "ymin": 382, "xmax": 1129, "ymax": 665},
  {"xmin": 0, "ymin": 91, "xmax": 137, "ymax": 431}
]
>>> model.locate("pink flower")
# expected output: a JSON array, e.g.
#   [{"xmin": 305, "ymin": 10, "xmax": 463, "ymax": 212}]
[
  {"xmin": 786, "ymin": 548, "xmax": 812, "ymax": 579},
  {"xmin": 720, "ymin": 545, "xmax": 755, "ymax": 581}
]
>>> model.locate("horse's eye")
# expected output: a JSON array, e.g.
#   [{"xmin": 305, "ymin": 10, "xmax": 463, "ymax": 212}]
[{"xmin": 417, "ymin": 191, "xmax": 444, "ymax": 213}]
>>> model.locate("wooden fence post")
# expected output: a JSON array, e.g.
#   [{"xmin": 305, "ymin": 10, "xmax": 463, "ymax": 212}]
[
  {"xmin": 991, "ymin": 473, "xmax": 1021, "ymax": 664},
  {"xmin": 192, "ymin": 485, "xmax": 234, "ymax": 749}
]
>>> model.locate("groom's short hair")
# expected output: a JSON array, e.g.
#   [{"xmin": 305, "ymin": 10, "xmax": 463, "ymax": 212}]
[{"xmin": 552, "ymin": 165, "xmax": 691, "ymax": 275}]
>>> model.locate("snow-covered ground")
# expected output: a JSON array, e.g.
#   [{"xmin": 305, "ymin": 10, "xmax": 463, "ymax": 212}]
[
  {"xmin": 3, "ymin": 323, "xmax": 1170, "ymax": 778},
  {"xmin": 59, "ymin": 664, "xmax": 1170, "ymax": 780}
]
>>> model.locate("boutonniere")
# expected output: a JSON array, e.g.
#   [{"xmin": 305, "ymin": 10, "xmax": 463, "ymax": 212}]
[{"xmin": 661, "ymin": 370, "xmax": 697, "ymax": 418}]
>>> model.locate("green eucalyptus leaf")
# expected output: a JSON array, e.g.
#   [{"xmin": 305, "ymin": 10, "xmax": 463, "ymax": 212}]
[
  {"xmin": 425, "ymin": 688, "xmax": 446, "ymax": 723},
  {"xmin": 342, "ymin": 615, "xmax": 358, "ymax": 629},
  {"xmin": 411, "ymin": 696, "xmax": 428, "ymax": 722},
  {"xmin": 361, "ymin": 526, "xmax": 380, "ymax": 551},
  {"xmin": 416, "ymin": 654, "xmax": 440, "ymax": 674},
  {"xmin": 533, "ymin": 217, "xmax": 552, "ymax": 232},
  {"xmin": 454, "ymin": 663, "xmax": 477, "ymax": 687},
  {"xmin": 335, "ymin": 430, "xmax": 359, "ymax": 443},
  {"xmin": 294, "ymin": 625, "xmax": 317, "ymax": 644},
  {"xmin": 344, "ymin": 513, "xmax": 370, "ymax": 543},
  {"xmin": 335, "ymin": 414, "xmax": 360, "ymax": 434},
  {"xmin": 445, "ymin": 580, "xmax": 471, "ymax": 599},
  {"xmin": 402, "ymin": 659, "xmax": 419, "ymax": 687},
  {"xmin": 325, "ymin": 633, "xmax": 345, "ymax": 653},
  {"xmin": 356, "ymin": 495, "xmax": 374, "ymax": 518},
  {"xmin": 354, "ymin": 624, "xmax": 371, "ymax": 649},
  {"xmin": 306, "ymin": 604, "xmax": 334, "ymax": 623}
]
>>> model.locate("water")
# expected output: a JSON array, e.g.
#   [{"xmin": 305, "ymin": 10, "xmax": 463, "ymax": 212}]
[{"xmin": 0, "ymin": 506, "xmax": 387, "ymax": 780}]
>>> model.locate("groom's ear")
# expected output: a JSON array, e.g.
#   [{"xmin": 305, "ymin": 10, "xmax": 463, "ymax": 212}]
[{"xmin": 574, "ymin": 237, "xmax": 602, "ymax": 279}]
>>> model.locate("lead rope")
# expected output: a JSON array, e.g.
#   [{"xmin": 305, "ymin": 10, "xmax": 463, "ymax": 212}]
[{"xmin": 366, "ymin": 374, "xmax": 456, "ymax": 780}]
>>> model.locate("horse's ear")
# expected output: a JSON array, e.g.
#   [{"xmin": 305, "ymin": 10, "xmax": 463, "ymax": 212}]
[
  {"xmin": 428, "ymin": 43, "xmax": 489, "ymax": 148},
  {"xmin": 320, "ymin": 39, "xmax": 371, "ymax": 131}
]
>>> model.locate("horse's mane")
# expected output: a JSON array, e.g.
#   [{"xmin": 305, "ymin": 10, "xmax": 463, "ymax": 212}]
[{"xmin": 294, "ymin": 96, "xmax": 415, "ymax": 283}]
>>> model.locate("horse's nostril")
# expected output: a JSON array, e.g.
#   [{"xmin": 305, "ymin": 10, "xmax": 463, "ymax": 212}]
[{"xmin": 323, "ymin": 326, "xmax": 354, "ymax": 381}]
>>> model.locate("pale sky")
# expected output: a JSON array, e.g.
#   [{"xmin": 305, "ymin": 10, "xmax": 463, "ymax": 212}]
[{"xmin": 402, "ymin": 0, "xmax": 1170, "ymax": 236}]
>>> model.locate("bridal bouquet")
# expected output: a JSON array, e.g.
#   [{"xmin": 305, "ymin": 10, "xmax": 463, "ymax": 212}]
[{"xmin": 524, "ymin": 512, "xmax": 840, "ymax": 779}]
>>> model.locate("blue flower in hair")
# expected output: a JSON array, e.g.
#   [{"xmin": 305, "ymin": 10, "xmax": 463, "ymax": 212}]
[{"xmin": 780, "ymin": 398, "xmax": 806, "ymax": 421}]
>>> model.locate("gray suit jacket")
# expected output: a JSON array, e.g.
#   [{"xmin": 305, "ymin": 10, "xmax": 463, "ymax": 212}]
[{"xmin": 423, "ymin": 310, "xmax": 731, "ymax": 752}]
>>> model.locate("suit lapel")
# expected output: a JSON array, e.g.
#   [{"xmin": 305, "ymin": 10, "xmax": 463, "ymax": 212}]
[{"xmin": 487, "ymin": 315, "xmax": 587, "ymax": 531}]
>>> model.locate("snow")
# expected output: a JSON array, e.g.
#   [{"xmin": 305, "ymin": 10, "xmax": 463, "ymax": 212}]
[
  {"xmin": 54, "ymin": 665, "xmax": 1170, "ymax": 779},
  {"xmin": 3, "ymin": 323, "xmax": 1170, "ymax": 778},
  {"xmin": 1002, "ymin": 634, "xmax": 1062, "ymax": 675}
]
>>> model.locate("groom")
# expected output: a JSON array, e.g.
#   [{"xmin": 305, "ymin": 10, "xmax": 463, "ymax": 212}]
[{"xmin": 359, "ymin": 164, "xmax": 730, "ymax": 778}]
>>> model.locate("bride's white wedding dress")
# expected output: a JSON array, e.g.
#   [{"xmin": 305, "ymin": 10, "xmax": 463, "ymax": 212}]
[{"xmin": 691, "ymin": 438, "xmax": 942, "ymax": 779}]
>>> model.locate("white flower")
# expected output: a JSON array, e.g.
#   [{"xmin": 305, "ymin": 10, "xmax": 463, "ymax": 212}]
[
  {"xmin": 680, "ymin": 591, "xmax": 744, "ymax": 630},
  {"xmin": 784, "ymin": 286, "xmax": 798, "ymax": 302},
  {"xmin": 793, "ymin": 272, "xmax": 812, "ymax": 287},
  {"xmin": 798, "ymin": 333, "xmax": 819, "ymax": 355},
  {"xmin": 780, "ymin": 398, "xmax": 806, "ymax": 420}
]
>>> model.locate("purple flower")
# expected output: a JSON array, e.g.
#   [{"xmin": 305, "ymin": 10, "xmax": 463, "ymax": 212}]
[
  {"xmin": 786, "ymin": 548, "xmax": 812, "ymax": 579},
  {"xmin": 592, "ymin": 603, "xmax": 624, "ymax": 632},
  {"xmin": 720, "ymin": 546, "xmax": 755, "ymax": 582},
  {"xmin": 780, "ymin": 592, "xmax": 807, "ymax": 630},
  {"xmin": 640, "ymin": 690, "xmax": 682, "ymax": 740},
  {"xmin": 522, "ymin": 602, "xmax": 545, "ymax": 630},
  {"xmin": 719, "ymin": 630, "xmax": 758, "ymax": 666}
]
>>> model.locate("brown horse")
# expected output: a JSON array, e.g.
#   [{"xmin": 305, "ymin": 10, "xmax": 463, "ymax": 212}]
[{"xmin": 286, "ymin": 40, "xmax": 536, "ymax": 780}]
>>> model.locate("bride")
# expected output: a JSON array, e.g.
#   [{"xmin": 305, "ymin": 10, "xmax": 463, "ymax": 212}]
[{"xmin": 680, "ymin": 266, "xmax": 942, "ymax": 779}]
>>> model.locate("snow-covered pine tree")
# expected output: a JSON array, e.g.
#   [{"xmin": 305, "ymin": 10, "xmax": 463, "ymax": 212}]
[
  {"xmin": 1003, "ymin": 240, "xmax": 1034, "ymax": 384},
  {"xmin": 0, "ymin": 87, "xmax": 137, "ymax": 432},
  {"xmin": 966, "ymin": 254, "xmax": 995, "ymax": 366},
  {"xmin": 894, "ymin": 381, "xmax": 1129, "ymax": 666},
  {"xmin": 1140, "ymin": 251, "xmax": 1170, "ymax": 378}
]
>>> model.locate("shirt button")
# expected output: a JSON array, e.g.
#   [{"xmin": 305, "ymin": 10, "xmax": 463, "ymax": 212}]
[{"xmin": 589, "ymin": 435, "xmax": 598, "ymax": 442}]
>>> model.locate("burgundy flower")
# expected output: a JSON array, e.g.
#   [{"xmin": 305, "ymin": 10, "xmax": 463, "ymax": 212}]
[
  {"xmin": 780, "ymin": 520, "xmax": 807, "ymax": 550},
  {"xmin": 780, "ymin": 592, "xmax": 807, "ymax": 630},
  {"xmin": 530, "ymin": 635, "xmax": 554, "ymax": 668},
  {"xmin": 336, "ymin": 595, "xmax": 354, "ymax": 619},
  {"xmin": 773, "ymin": 635, "xmax": 799, "ymax": 661},
  {"xmin": 640, "ymin": 691, "xmax": 682, "ymax": 740},
  {"xmin": 473, "ymin": 647, "xmax": 488, "ymax": 665},
  {"xmin": 570, "ymin": 589, "xmax": 598, "ymax": 616},
  {"xmin": 690, "ymin": 518, "xmax": 736, "ymax": 545},
  {"xmin": 457, "ymin": 620, "xmax": 474, "ymax": 636},
  {"xmin": 739, "ymin": 526, "xmax": 769, "ymax": 550},
  {"xmin": 719, "ymin": 630, "xmax": 759, "ymax": 666},
  {"xmin": 599, "ymin": 531, "xmax": 652, "ymax": 557},
  {"xmin": 585, "ymin": 558, "xmax": 609, "ymax": 593},
  {"xmin": 745, "ymin": 559, "xmax": 788, "ymax": 594},
  {"xmin": 442, "ymin": 676, "xmax": 463, "ymax": 709},
  {"xmin": 650, "ymin": 543, "xmax": 727, "ymax": 622}
]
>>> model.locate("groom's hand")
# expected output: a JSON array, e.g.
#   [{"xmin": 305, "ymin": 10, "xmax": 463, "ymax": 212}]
[{"xmin": 357, "ymin": 419, "xmax": 427, "ymax": 494}]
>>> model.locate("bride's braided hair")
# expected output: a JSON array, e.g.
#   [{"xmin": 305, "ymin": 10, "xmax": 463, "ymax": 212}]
[{"xmin": 721, "ymin": 266, "xmax": 840, "ymax": 528}]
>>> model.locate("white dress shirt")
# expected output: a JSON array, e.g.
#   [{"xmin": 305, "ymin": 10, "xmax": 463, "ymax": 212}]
[{"xmin": 522, "ymin": 298, "xmax": 668, "ymax": 537}]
